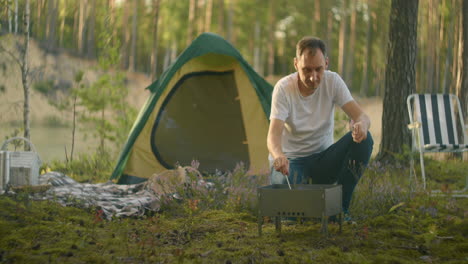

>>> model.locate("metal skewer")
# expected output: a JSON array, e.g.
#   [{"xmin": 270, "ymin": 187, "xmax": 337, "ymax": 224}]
[{"xmin": 284, "ymin": 174, "xmax": 292, "ymax": 190}]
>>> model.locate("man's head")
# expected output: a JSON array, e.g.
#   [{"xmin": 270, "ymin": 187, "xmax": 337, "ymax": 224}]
[{"xmin": 294, "ymin": 37, "xmax": 328, "ymax": 94}]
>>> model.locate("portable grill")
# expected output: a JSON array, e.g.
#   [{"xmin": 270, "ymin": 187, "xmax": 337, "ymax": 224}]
[{"xmin": 257, "ymin": 184, "xmax": 342, "ymax": 236}]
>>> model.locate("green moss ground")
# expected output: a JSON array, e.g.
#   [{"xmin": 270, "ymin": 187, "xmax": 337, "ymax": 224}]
[{"xmin": 0, "ymin": 158, "xmax": 467, "ymax": 263}]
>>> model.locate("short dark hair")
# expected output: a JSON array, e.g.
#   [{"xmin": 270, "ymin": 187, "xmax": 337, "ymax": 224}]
[{"xmin": 296, "ymin": 37, "xmax": 327, "ymax": 58}]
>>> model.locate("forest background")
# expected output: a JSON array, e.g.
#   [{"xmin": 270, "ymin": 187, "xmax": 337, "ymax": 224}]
[
  {"xmin": 0, "ymin": 0, "xmax": 466, "ymax": 163},
  {"xmin": 1, "ymin": 1, "xmax": 468, "ymax": 262}
]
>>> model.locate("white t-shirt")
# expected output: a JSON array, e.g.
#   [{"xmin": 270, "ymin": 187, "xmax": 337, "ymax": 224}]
[{"xmin": 269, "ymin": 71, "xmax": 353, "ymax": 159}]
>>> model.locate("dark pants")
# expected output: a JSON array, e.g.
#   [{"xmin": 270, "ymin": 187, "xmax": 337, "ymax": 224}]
[{"xmin": 270, "ymin": 132, "xmax": 374, "ymax": 213}]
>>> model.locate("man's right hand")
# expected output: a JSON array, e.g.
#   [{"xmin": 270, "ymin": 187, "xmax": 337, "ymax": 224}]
[{"xmin": 273, "ymin": 155, "xmax": 289, "ymax": 176}]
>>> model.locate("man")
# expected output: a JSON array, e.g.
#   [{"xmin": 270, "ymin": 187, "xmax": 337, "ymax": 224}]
[{"xmin": 267, "ymin": 36, "xmax": 373, "ymax": 219}]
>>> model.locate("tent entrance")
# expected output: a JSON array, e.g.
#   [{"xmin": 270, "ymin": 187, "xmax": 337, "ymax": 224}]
[{"xmin": 151, "ymin": 71, "xmax": 250, "ymax": 173}]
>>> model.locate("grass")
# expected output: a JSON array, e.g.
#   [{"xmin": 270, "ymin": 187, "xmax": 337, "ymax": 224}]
[{"xmin": 0, "ymin": 158, "xmax": 467, "ymax": 263}]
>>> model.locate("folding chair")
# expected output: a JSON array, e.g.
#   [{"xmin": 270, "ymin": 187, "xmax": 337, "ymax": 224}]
[{"xmin": 407, "ymin": 94, "xmax": 468, "ymax": 191}]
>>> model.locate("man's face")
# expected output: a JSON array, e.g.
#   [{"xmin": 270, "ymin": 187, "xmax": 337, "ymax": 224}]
[{"xmin": 294, "ymin": 49, "xmax": 328, "ymax": 93}]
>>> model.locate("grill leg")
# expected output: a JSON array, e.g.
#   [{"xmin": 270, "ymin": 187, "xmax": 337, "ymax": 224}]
[
  {"xmin": 275, "ymin": 216, "xmax": 281, "ymax": 233},
  {"xmin": 339, "ymin": 212, "xmax": 343, "ymax": 233},
  {"xmin": 320, "ymin": 213, "xmax": 328, "ymax": 236},
  {"xmin": 258, "ymin": 216, "xmax": 263, "ymax": 236}
]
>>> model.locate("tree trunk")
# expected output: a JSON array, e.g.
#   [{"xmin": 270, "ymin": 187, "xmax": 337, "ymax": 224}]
[
  {"xmin": 253, "ymin": 15, "xmax": 261, "ymax": 73},
  {"xmin": 217, "ymin": 0, "xmax": 224, "ymax": 36},
  {"xmin": 312, "ymin": 1, "xmax": 321, "ymax": 36},
  {"xmin": 150, "ymin": 0, "xmax": 161, "ymax": 81},
  {"xmin": 204, "ymin": 0, "xmax": 213, "ymax": 32},
  {"xmin": 59, "ymin": 0, "xmax": 66, "ymax": 46},
  {"xmin": 128, "ymin": 0, "xmax": 138, "ymax": 72},
  {"xmin": 46, "ymin": 0, "xmax": 57, "ymax": 52},
  {"xmin": 14, "ymin": 0, "xmax": 18, "ymax": 34},
  {"xmin": 78, "ymin": 0, "xmax": 86, "ymax": 55},
  {"xmin": 72, "ymin": 2, "xmax": 78, "ymax": 50},
  {"xmin": 326, "ymin": 9, "xmax": 333, "ymax": 60},
  {"xmin": 121, "ymin": 0, "xmax": 131, "ymax": 69},
  {"xmin": 36, "ymin": 0, "xmax": 42, "ymax": 39},
  {"xmin": 86, "ymin": 0, "xmax": 96, "ymax": 59},
  {"xmin": 197, "ymin": 0, "xmax": 204, "ymax": 36},
  {"xmin": 360, "ymin": 3, "xmax": 373, "ymax": 97},
  {"xmin": 8, "ymin": 0, "xmax": 12, "ymax": 33},
  {"xmin": 434, "ymin": 0, "xmax": 442, "ymax": 93},
  {"xmin": 377, "ymin": 0, "xmax": 419, "ymax": 162},
  {"xmin": 425, "ymin": 0, "xmax": 437, "ymax": 93},
  {"xmin": 453, "ymin": 0, "xmax": 467, "ymax": 160},
  {"xmin": 459, "ymin": 0, "xmax": 468, "ymax": 119},
  {"xmin": 227, "ymin": 0, "xmax": 234, "ymax": 43},
  {"xmin": 338, "ymin": 0, "xmax": 347, "ymax": 78},
  {"xmin": 187, "ymin": 0, "xmax": 196, "ymax": 45},
  {"xmin": 344, "ymin": 0, "xmax": 357, "ymax": 86},
  {"xmin": 455, "ymin": 11, "xmax": 463, "ymax": 93},
  {"xmin": 267, "ymin": 0, "xmax": 276, "ymax": 76},
  {"xmin": 443, "ymin": 0, "xmax": 455, "ymax": 94},
  {"xmin": 109, "ymin": 0, "xmax": 118, "ymax": 45},
  {"xmin": 22, "ymin": 0, "xmax": 31, "ymax": 144}
]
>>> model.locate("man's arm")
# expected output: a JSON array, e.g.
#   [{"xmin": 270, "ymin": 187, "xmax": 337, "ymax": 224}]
[
  {"xmin": 341, "ymin": 101, "xmax": 371, "ymax": 143},
  {"xmin": 267, "ymin": 118, "xmax": 289, "ymax": 175}
]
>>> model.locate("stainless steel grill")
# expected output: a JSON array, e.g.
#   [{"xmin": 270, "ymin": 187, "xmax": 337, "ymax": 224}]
[{"xmin": 257, "ymin": 184, "xmax": 342, "ymax": 235}]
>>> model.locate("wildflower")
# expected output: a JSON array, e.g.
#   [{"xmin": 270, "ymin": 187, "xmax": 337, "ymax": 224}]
[
  {"xmin": 94, "ymin": 207, "xmax": 104, "ymax": 223},
  {"xmin": 188, "ymin": 199, "xmax": 200, "ymax": 212}
]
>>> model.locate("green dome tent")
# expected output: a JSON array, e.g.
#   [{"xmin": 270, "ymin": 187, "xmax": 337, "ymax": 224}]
[{"xmin": 111, "ymin": 33, "xmax": 273, "ymax": 184}]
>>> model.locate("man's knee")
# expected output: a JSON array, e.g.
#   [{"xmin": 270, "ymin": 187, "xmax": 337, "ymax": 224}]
[
  {"xmin": 344, "ymin": 131, "xmax": 374, "ymax": 148},
  {"xmin": 349, "ymin": 131, "xmax": 373, "ymax": 163},
  {"xmin": 362, "ymin": 131, "xmax": 374, "ymax": 149}
]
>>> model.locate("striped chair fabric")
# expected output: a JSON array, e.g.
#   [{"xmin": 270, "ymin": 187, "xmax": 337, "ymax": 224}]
[{"xmin": 410, "ymin": 94, "xmax": 468, "ymax": 152}]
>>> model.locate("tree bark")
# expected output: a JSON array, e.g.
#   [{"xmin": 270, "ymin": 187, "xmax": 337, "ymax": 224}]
[
  {"xmin": 267, "ymin": 0, "xmax": 276, "ymax": 76},
  {"xmin": 8, "ymin": 0, "xmax": 12, "ymax": 33},
  {"xmin": 22, "ymin": 0, "xmax": 31, "ymax": 144},
  {"xmin": 459, "ymin": 0, "xmax": 468, "ymax": 119},
  {"xmin": 312, "ymin": 1, "xmax": 321, "ymax": 36},
  {"xmin": 338, "ymin": 0, "xmax": 347, "ymax": 78},
  {"xmin": 197, "ymin": 0, "xmax": 205, "ymax": 36},
  {"xmin": 344, "ymin": 0, "xmax": 357, "ymax": 86},
  {"xmin": 434, "ymin": 0, "xmax": 442, "ymax": 93},
  {"xmin": 217, "ymin": 0, "xmax": 224, "ymax": 36},
  {"xmin": 72, "ymin": 1, "xmax": 78, "ymax": 50},
  {"xmin": 86, "ymin": 0, "xmax": 96, "ymax": 59},
  {"xmin": 150, "ymin": 0, "xmax": 161, "ymax": 81},
  {"xmin": 46, "ymin": 0, "xmax": 57, "ymax": 51},
  {"xmin": 59, "ymin": 0, "xmax": 66, "ymax": 46},
  {"xmin": 187, "ymin": 0, "xmax": 196, "ymax": 45},
  {"xmin": 36, "ymin": 0, "xmax": 42, "ymax": 39},
  {"xmin": 253, "ymin": 14, "xmax": 261, "ymax": 73},
  {"xmin": 442, "ymin": 0, "xmax": 455, "ymax": 94},
  {"xmin": 78, "ymin": 0, "xmax": 86, "ymax": 55},
  {"xmin": 227, "ymin": 0, "xmax": 234, "ymax": 43},
  {"xmin": 109, "ymin": 0, "xmax": 117, "ymax": 45},
  {"xmin": 128, "ymin": 0, "xmax": 138, "ymax": 72},
  {"xmin": 377, "ymin": 0, "xmax": 419, "ymax": 162},
  {"xmin": 204, "ymin": 0, "xmax": 213, "ymax": 32},
  {"xmin": 14, "ymin": 0, "xmax": 18, "ymax": 34},
  {"xmin": 326, "ymin": 9, "xmax": 333, "ymax": 60},
  {"xmin": 455, "ymin": 10, "xmax": 463, "ymax": 93},
  {"xmin": 360, "ymin": 2, "xmax": 373, "ymax": 97},
  {"xmin": 121, "ymin": 0, "xmax": 131, "ymax": 69}
]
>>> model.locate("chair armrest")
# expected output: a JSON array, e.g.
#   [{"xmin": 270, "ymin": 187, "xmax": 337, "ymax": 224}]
[{"xmin": 408, "ymin": 122, "xmax": 421, "ymax": 130}]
